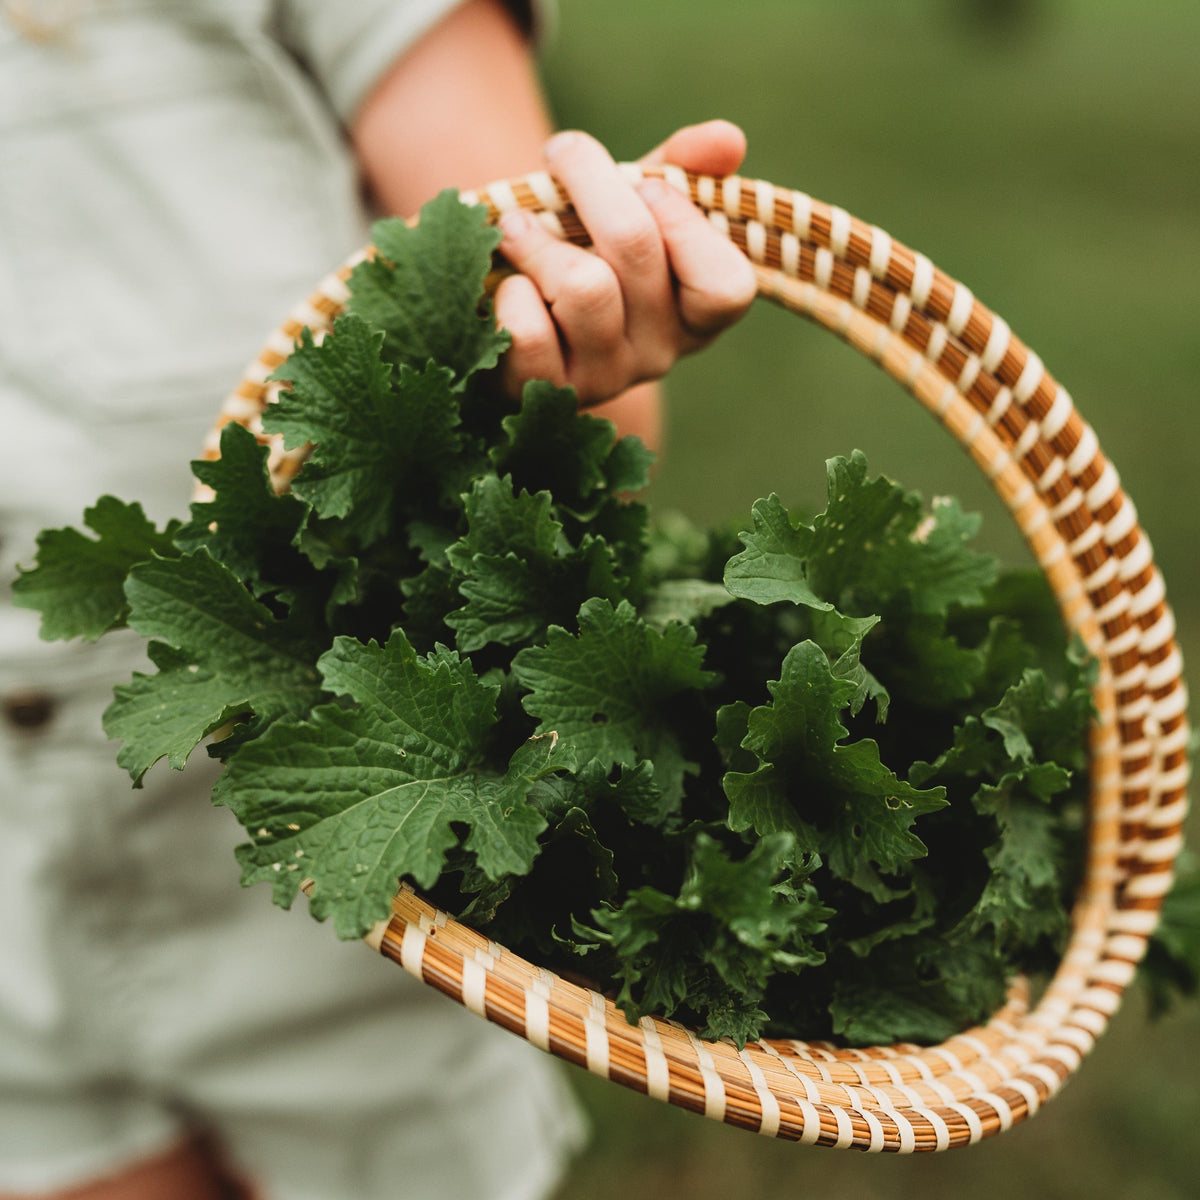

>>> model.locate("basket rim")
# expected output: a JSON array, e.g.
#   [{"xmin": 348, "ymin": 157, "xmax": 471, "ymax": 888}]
[{"xmin": 203, "ymin": 165, "xmax": 1190, "ymax": 1152}]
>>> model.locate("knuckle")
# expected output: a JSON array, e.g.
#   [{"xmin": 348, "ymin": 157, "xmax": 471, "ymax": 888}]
[
  {"xmin": 607, "ymin": 215, "xmax": 663, "ymax": 271},
  {"xmin": 572, "ymin": 349, "xmax": 637, "ymax": 407},
  {"xmin": 560, "ymin": 255, "xmax": 619, "ymax": 317},
  {"xmin": 641, "ymin": 344, "xmax": 678, "ymax": 381},
  {"xmin": 715, "ymin": 255, "xmax": 759, "ymax": 314},
  {"xmin": 685, "ymin": 257, "xmax": 757, "ymax": 334}
]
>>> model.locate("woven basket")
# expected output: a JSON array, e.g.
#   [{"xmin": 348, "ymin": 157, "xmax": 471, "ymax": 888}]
[{"xmin": 205, "ymin": 166, "xmax": 1189, "ymax": 1152}]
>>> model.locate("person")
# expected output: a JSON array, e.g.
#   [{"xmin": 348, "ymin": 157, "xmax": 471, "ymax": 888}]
[{"xmin": 0, "ymin": 1, "xmax": 755, "ymax": 1197}]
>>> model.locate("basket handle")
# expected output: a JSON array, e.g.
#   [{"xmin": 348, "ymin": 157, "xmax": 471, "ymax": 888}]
[{"xmin": 206, "ymin": 167, "xmax": 1188, "ymax": 1151}]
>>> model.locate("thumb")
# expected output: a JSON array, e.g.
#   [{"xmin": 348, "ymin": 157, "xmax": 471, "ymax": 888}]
[{"xmin": 639, "ymin": 119, "xmax": 747, "ymax": 177}]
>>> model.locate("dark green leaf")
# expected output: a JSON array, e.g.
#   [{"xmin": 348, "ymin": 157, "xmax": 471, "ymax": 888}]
[
  {"xmin": 176, "ymin": 422, "xmax": 310, "ymax": 591},
  {"xmin": 105, "ymin": 550, "xmax": 324, "ymax": 782},
  {"xmin": 346, "ymin": 192, "xmax": 509, "ymax": 380},
  {"xmin": 513, "ymin": 598, "xmax": 716, "ymax": 805},
  {"xmin": 217, "ymin": 632, "xmax": 566, "ymax": 938},
  {"xmin": 724, "ymin": 639, "xmax": 946, "ymax": 882},
  {"xmin": 491, "ymin": 381, "xmax": 618, "ymax": 516},
  {"xmin": 13, "ymin": 497, "xmax": 179, "ymax": 641},
  {"xmin": 267, "ymin": 315, "xmax": 464, "ymax": 542}
]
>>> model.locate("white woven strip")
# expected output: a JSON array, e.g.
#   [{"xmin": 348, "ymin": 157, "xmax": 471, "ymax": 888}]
[
  {"xmin": 957, "ymin": 353, "xmax": 982, "ymax": 393},
  {"xmin": 639, "ymin": 1018, "xmax": 672, "ymax": 1102},
  {"xmin": 1124, "ymin": 869, "xmax": 1175, "ymax": 899},
  {"xmin": 399, "ymin": 922, "xmax": 426, "ymax": 976},
  {"xmin": 1023, "ymin": 1063, "xmax": 1064, "ymax": 1096},
  {"xmin": 687, "ymin": 1032, "xmax": 729, "ymax": 1121},
  {"xmin": 1141, "ymin": 607, "xmax": 1177, "ymax": 653},
  {"xmin": 1070, "ymin": 1008, "xmax": 1107, "ymax": 1037},
  {"xmin": 618, "ymin": 162, "xmax": 645, "ymax": 188},
  {"xmin": 829, "ymin": 206, "xmax": 852, "ymax": 256},
  {"xmin": 946, "ymin": 1101, "xmax": 984, "ymax": 1144},
  {"xmin": 1011, "ymin": 419, "xmax": 1041, "ymax": 463},
  {"xmin": 525, "ymin": 170, "xmax": 563, "ymax": 211},
  {"xmin": 1090, "ymin": 959, "xmax": 1139, "ymax": 987},
  {"xmin": 1066, "ymin": 424, "xmax": 1100, "ymax": 475},
  {"xmin": 831, "ymin": 1106, "xmax": 855, "ymax": 1150},
  {"xmin": 869, "ymin": 226, "xmax": 892, "ymax": 278},
  {"xmin": 1154, "ymin": 686, "xmax": 1188, "ymax": 725},
  {"xmin": 1106, "ymin": 908, "xmax": 1162, "ymax": 935},
  {"xmin": 925, "ymin": 322, "xmax": 949, "ymax": 364},
  {"xmin": 738, "ymin": 1050, "xmax": 782, "ymax": 1137},
  {"xmin": 721, "ymin": 175, "xmax": 742, "ymax": 221},
  {"xmin": 1104, "ymin": 499, "xmax": 1139, "ymax": 546},
  {"xmin": 1086, "ymin": 460, "xmax": 1121, "ymax": 510},
  {"xmin": 661, "ymin": 164, "xmax": 690, "ymax": 195},
  {"xmin": 790, "ymin": 190, "xmax": 813, "ymax": 238},
  {"xmin": 1035, "ymin": 387, "xmax": 1073, "ymax": 442},
  {"xmin": 754, "ymin": 177, "xmax": 776, "ymax": 225},
  {"xmin": 584, "ymin": 994, "xmax": 609, "ymax": 1076},
  {"xmin": 486, "ymin": 178, "xmax": 520, "ymax": 214},
  {"xmin": 1006, "ymin": 1078, "xmax": 1042, "ymax": 1117},
  {"xmin": 1068, "ymin": 521, "xmax": 1105, "ymax": 559},
  {"xmin": 924, "ymin": 1109, "xmax": 952, "ymax": 1153},
  {"xmin": 947, "ymin": 284, "xmax": 975, "ymax": 337},
  {"xmin": 858, "ymin": 1107, "xmax": 884, "ymax": 1153},
  {"xmin": 891, "ymin": 1109, "xmax": 917, "ymax": 1154},
  {"xmin": 524, "ymin": 981, "xmax": 551, "ymax": 1052},
  {"xmin": 981, "ymin": 314, "xmax": 1012, "ymax": 372},
  {"xmin": 852, "ymin": 265, "xmax": 872, "ymax": 309},
  {"xmin": 1049, "ymin": 487, "xmax": 1084, "ymax": 523},
  {"xmin": 745, "ymin": 219, "xmax": 768, "ymax": 264},
  {"xmin": 1012, "ymin": 349, "xmax": 1044, "ymax": 404},
  {"xmin": 910, "ymin": 253, "xmax": 935, "ymax": 307},
  {"xmin": 1106, "ymin": 933, "xmax": 1151, "ymax": 960},
  {"xmin": 760, "ymin": 1044, "xmax": 822, "ymax": 1104},
  {"xmin": 460, "ymin": 956, "xmax": 488, "ymax": 1017},
  {"xmin": 1119, "ymin": 536, "xmax": 1154, "ymax": 582},
  {"xmin": 814, "ymin": 246, "xmax": 835, "ymax": 290},
  {"xmin": 1146, "ymin": 647, "xmax": 1184, "ymax": 692},
  {"xmin": 1155, "ymin": 762, "xmax": 1191, "ymax": 795},
  {"xmin": 986, "ymin": 386, "xmax": 1013, "ymax": 426},
  {"xmin": 978, "ymin": 1092, "xmax": 1015, "ymax": 1133}
]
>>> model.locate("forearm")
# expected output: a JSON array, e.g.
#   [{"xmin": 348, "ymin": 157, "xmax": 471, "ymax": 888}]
[{"xmin": 349, "ymin": 0, "xmax": 552, "ymax": 214}]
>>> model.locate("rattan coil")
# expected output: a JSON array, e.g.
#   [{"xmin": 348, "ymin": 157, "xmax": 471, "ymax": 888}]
[{"xmin": 204, "ymin": 166, "xmax": 1189, "ymax": 1152}]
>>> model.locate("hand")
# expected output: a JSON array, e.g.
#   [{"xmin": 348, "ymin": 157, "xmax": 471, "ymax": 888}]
[{"xmin": 493, "ymin": 120, "xmax": 757, "ymax": 406}]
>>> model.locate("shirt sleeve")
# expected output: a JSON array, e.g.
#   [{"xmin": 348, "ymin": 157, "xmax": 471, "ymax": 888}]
[{"xmin": 273, "ymin": 0, "xmax": 547, "ymax": 126}]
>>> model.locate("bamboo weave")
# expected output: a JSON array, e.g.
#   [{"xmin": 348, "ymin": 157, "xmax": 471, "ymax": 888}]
[{"xmin": 205, "ymin": 167, "xmax": 1189, "ymax": 1151}]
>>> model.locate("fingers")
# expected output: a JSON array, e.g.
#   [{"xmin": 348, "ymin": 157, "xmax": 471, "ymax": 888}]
[
  {"xmin": 542, "ymin": 131, "xmax": 677, "ymax": 355},
  {"xmin": 493, "ymin": 123, "xmax": 754, "ymax": 405},
  {"xmin": 636, "ymin": 177, "xmax": 757, "ymax": 343},
  {"xmin": 496, "ymin": 205, "xmax": 634, "ymax": 403},
  {"xmin": 493, "ymin": 268, "xmax": 566, "ymax": 394}
]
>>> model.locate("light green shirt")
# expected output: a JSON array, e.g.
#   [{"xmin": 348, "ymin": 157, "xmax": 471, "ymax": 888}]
[{"xmin": 0, "ymin": 4, "xmax": 583, "ymax": 1197}]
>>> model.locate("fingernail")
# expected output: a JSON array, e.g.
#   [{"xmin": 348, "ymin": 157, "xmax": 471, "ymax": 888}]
[
  {"xmin": 499, "ymin": 208, "xmax": 534, "ymax": 239},
  {"xmin": 636, "ymin": 178, "xmax": 672, "ymax": 208},
  {"xmin": 542, "ymin": 130, "xmax": 579, "ymax": 160}
]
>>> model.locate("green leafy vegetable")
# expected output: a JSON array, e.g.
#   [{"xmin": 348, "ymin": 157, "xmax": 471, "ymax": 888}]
[
  {"xmin": 14, "ymin": 187, "xmax": 1138, "ymax": 1048},
  {"xmin": 13, "ymin": 497, "xmax": 180, "ymax": 641}
]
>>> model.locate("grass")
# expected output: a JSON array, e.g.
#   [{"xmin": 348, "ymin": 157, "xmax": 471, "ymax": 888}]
[{"xmin": 531, "ymin": 2, "xmax": 1200, "ymax": 1196}]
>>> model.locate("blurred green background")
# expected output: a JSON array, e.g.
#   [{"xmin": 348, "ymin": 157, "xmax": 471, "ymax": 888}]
[{"xmin": 535, "ymin": 1, "xmax": 1200, "ymax": 1196}]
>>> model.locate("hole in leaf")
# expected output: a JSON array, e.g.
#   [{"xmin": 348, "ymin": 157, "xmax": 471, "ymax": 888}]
[
  {"xmin": 851, "ymin": 824, "xmax": 864, "ymax": 840},
  {"xmin": 591, "ymin": 712, "xmax": 609, "ymax": 725}
]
